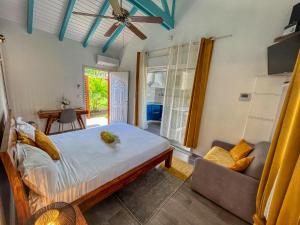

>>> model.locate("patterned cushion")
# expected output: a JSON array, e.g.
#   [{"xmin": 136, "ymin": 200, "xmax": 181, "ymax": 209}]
[{"xmin": 204, "ymin": 146, "xmax": 235, "ymax": 167}]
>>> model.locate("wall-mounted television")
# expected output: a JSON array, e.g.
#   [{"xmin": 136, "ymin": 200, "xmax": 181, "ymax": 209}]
[{"xmin": 268, "ymin": 35, "xmax": 300, "ymax": 75}]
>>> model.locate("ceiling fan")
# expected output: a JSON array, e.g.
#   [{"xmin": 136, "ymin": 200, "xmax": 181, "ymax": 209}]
[{"xmin": 72, "ymin": 0, "xmax": 163, "ymax": 40}]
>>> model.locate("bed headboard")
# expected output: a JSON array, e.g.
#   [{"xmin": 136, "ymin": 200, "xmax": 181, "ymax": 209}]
[{"xmin": 0, "ymin": 111, "xmax": 31, "ymax": 225}]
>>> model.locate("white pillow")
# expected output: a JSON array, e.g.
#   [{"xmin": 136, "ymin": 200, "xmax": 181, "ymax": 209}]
[
  {"xmin": 17, "ymin": 144, "xmax": 58, "ymax": 197},
  {"xmin": 16, "ymin": 117, "xmax": 36, "ymax": 141},
  {"xmin": 15, "ymin": 143, "xmax": 26, "ymax": 166}
]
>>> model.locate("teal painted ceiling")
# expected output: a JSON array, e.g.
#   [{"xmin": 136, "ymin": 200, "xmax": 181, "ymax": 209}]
[{"xmin": 0, "ymin": 0, "xmax": 175, "ymax": 53}]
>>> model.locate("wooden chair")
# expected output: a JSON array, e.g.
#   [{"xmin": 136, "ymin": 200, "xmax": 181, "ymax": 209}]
[{"xmin": 58, "ymin": 109, "xmax": 77, "ymax": 133}]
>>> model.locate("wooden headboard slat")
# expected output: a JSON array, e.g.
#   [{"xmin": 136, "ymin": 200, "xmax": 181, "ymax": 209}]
[{"xmin": 0, "ymin": 112, "xmax": 31, "ymax": 225}]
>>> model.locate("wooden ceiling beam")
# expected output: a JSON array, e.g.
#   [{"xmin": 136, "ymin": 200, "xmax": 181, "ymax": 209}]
[
  {"xmin": 161, "ymin": 0, "xmax": 170, "ymax": 17},
  {"xmin": 82, "ymin": 0, "xmax": 110, "ymax": 48},
  {"xmin": 171, "ymin": 0, "xmax": 176, "ymax": 19},
  {"xmin": 27, "ymin": 0, "xmax": 34, "ymax": 34},
  {"xmin": 127, "ymin": 0, "xmax": 175, "ymax": 30},
  {"xmin": 59, "ymin": 0, "xmax": 76, "ymax": 41}
]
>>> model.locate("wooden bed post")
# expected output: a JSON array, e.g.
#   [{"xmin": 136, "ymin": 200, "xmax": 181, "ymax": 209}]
[
  {"xmin": 165, "ymin": 150, "xmax": 173, "ymax": 168},
  {"xmin": 0, "ymin": 153, "xmax": 31, "ymax": 225},
  {"xmin": 0, "ymin": 114, "xmax": 31, "ymax": 225}
]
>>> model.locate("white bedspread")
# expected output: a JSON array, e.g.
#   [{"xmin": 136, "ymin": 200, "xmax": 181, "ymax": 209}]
[{"xmin": 29, "ymin": 123, "xmax": 169, "ymax": 213}]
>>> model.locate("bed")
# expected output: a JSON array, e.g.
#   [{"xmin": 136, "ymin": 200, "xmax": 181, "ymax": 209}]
[{"xmin": 0, "ymin": 113, "xmax": 173, "ymax": 225}]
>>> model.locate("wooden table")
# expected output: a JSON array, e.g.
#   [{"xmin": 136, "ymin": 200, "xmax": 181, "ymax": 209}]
[
  {"xmin": 38, "ymin": 108, "xmax": 88, "ymax": 135},
  {"xmin": 74, "ymin": 205, "xmax": 88, "ymax": 225}
]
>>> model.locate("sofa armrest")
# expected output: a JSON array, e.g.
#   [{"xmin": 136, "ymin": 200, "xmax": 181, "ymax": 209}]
[
  {"xmin": 191, "ymin": 157, "xmax": 259, "ymax": 223},
  {"xmin": 211, "ymin": 140, "xmax": 235, "ymax": 150}
]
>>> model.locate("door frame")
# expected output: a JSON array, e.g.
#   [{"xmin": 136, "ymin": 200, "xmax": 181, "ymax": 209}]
[{"xmin": 82, "ymin": 65, "xmax": 111, "ymax": 125}]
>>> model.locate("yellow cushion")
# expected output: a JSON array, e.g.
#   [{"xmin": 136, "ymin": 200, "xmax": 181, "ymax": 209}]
[
  {"xmin": 17, "ymin": 131, "xmax": 36, "ymax": 147},
  {"xmin": 230, "ymin": 156, "xmax": 255, "ymax": 172},
  {"xmin": 35, "ymin": 130, "xmax": 60, "ymax": 160},
  {"xmin": 229, "ymin": 139, "xmax": 253, "ymax": 161},
  {"xmin": 204, "ymin": 146, "xmax": 235, "ymax": 167}
]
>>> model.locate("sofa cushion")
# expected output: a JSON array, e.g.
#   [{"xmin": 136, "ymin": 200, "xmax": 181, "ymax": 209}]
[
  {"xmin": 229, "ymin": 139, "xmax": 253, "ymax": 161},
  {"xmin": 229, "ymin": 156, "xmax": 255, "ymax": 172},
  {"xmin": 244, "ymin": 142, "xmax": 270, "ymax": 179},
  {"xmin": 204, "ymin": 146, "xmax": 235, "ymax": 167}
]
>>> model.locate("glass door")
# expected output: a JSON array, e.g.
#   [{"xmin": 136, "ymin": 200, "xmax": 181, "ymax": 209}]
[{"xmin": 160, "ymin": 42, "xmax": 200, "ymax": 151}]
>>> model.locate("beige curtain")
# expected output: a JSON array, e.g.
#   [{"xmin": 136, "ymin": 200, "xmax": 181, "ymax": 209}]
[
  {"xmin": 184, "ymin": 38, "xmax": 214, "ymax": 148},
  {"xmin": 253, "ymin": 53, "xmax": 300, "ymax": 225},
  {"xmin": 134, "ymin": 52, "xmax": 147, "ymax": 128},
  {"xmin": 134, "ymin": 52, "xmax": 141, "ymax": 126}
]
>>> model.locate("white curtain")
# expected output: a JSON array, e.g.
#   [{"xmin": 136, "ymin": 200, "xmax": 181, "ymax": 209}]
[
  {"xmin": 160, "ymin": 42, "xmax": 200, "ymax": 144},
  {"xmin": 137, "ymin": 52, "xmax": 148, "ymax": 129}
]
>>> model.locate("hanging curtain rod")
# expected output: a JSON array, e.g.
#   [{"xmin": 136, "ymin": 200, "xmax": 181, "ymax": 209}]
[
  {"xmin": 210, "ymin": 34, "xmax": 233, "ymax": 40},
  {"xmin": 146, "ymin": 34, "xmax": 233, "ymax": 55}
]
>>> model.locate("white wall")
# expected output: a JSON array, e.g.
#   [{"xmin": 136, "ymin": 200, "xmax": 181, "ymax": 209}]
[
  {"xmin": 0, "ymin": 19, "xmax": 119, "ymax": 132},
  {"xmin": 120, "ymin": 0, "xmax": 296, "ymax": 155}
]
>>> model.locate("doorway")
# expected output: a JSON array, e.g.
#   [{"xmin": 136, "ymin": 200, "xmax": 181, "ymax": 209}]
[
  {"xmin": 145, "ymin": 67, "xmax": 167, "ymax": 135},
  {"xmin": 84, "ymin": 67, "xmax": 109, "ymax": 127}
]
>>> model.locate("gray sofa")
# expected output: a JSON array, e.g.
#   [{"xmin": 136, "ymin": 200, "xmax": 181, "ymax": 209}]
[{"xmin": 191, "ymin": 140, "xmax": 270, "ymax": 224}]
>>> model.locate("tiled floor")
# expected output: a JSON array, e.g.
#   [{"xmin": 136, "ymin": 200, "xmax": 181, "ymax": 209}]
[
  {"xmin": 147, "ymin": 180, "xmax": 249, "ymax": 225},
  {"xmin": 84, "ymin": 177, "xmax": 249, "ymax": 225},
  {"xmin": 145, "ymin": 122, "xmax": 161, "ymax": 136}
]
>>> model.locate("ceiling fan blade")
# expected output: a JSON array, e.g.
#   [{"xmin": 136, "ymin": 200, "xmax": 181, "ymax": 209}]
[
  {"xmin": 109, "ymin": 0, "xmax": 122, "ymax": 16},
  {"xmin": 72, "ymin": 12, "xmax": 115, "ymax": 19},
  {"xmin": 126, "ymin": 23, "xmax": 147, "ymax": 40},
  {"xmin": 104, "ymin": 22, "xmax": 121, "ymax": 37},
  {"xmin": 128, "ymin": 16, "xmax": 163, "ymax": 24}
]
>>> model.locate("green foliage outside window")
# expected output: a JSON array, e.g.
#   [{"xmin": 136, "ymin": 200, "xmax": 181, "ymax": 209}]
[
  {"xmin": 85, "ymin": 67, "xmax": 108, "ymax": 78},
  {"xmin": 85, "ymin": 67, "xmax": 109, "ymax": 112},
  {"xmin": 88, "ymin": 77, "xmax": 108, "ymax": 112}
]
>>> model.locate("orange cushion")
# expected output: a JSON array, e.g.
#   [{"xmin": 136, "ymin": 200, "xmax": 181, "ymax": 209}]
[
  {"xmin": 230, "ymin": 156, "xmax": 255, "ymax": 172},
  {"xmin": 35, "ymin": 130, "xmax": 60, "ymax": 160},
  {"xmin": 17, "ymin": 131, "xmax": 36, "ymax": 147},
  {"xmin": 230, "ymin": 139, "xmax": 253, "ymax": 161}
]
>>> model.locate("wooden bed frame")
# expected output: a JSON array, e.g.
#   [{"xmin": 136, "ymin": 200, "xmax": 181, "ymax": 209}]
[{"xmin": 0, "ymin": 113, "xmax": 173, "ymax": 225}]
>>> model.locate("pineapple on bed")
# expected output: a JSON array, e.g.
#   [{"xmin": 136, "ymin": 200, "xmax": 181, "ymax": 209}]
[{"xmin": 100, "ymin": 131, "xmax": 120, "ymax": 144}]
